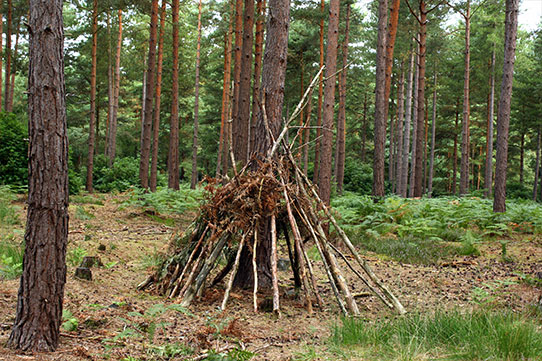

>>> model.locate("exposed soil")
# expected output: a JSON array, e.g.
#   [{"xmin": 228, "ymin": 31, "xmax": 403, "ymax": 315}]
[{"xmin": 1, "ymin": 194, "xmax": 541, "ymax": 360}]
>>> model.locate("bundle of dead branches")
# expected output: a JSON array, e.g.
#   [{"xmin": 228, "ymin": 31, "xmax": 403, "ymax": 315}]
[{"xmin": 138, "ymin": 68, "xmax": 405, "ymax": 316}]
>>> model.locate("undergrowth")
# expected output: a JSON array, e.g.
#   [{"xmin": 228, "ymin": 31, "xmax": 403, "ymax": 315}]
[
  {"xmin": 331, "ymin": 310, "xmax": 542, "ymax": 360},
  {"xmin": 0, "ymin": 185, "xmax": 19, "ymax": 226},
  {"xmin": 332, "ymin": 193, "xmax": 541, "ymax": 264},
  {"xmin": 122, "ymin": 185, "xmax": 203, "ymax": 215}
]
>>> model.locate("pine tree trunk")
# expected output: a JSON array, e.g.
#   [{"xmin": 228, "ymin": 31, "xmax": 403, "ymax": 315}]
[
  {"xmin": 335, "ymin": 3, "xmax": 351, "ymax": 196},
  {"xmin": 423, "ymin": 96, "xmax": 428, "ymax": 193},
  {"xmin": 409, "ymin": 39, "xmax": 420, "ymax": 198},
  {"xmin": 494, "ymin": 0, "xmax": 519, "ymax": 212},
  {"xmin": 151, "ymin": 0, "xmax": 166, "ymax": 192},
  {"xmin": 140, "ymin": 0, "xmax": 159, "ymax": 189},
  {"xmin": 168, "ymin": 0, "xmax": 180, "ymax": 188},
  {"xmin": 234, "ymin": 0, "xmax": 290, "ymax": 289},
  {"xmin": 533, "ymin": 126, "xmax": 541, "ymax": 201},
  {"xmin": 107, "ymin": 10, "xmax": 122, "ymax": 166},
  {"xmin": 8, "ymin": 16, "xmax": 19, "ymax": 111},
  {"xmin": 428, "ymin": 70, "xmax": 437, "ymax": 196},
  {"xmin": 519, "ymin": 132, "xmax": 524, "ymax": 186},
  {"xmin": 485, "ymin": 46, "xmax": 495, "ymax": 197},
  {"xmin": 401, "ymin": 50, "xmax": 414, "ymax": 197},
  {"xmin": 372, "ymin": 0, "xmax": 388, "ymax": 198},
  {"xmin": 249, "ymin": 0, "xmax": 266, "ymax": 157},
  {"xmin": 230, "ymin": 0, "xmax": 244, "ymax": 167},
  {"xmin": 413, "ymin": 4, "xmax": 427, "ymax": 197},
  {"xmin": 86, "ymin": 0, "xmax": 98, "ymax": 193},
  {"xmin": 0, "ymin": 9, "xmax": 3, "ymax": 108},
  {"xmin": 4, "ymin": 0, "xmax": 12, "ymax": 112},
  {"xmin": 452, "ymin": 99, "xmax": 459, "ymax": 195},
  {"xmin": 459, "ymin": 2, "xmax": 471, "ymax": 196},
  {"xmin": 313, "ymin": 0, "xmax": 325, "ymax": 184},
  {"xmin": 395, "ymin": 61, "xmax": 405, "ymax": 196},
  {"xmin": 216, "ymin": 0, "xmax": 235, "ymax": 177},
  {"xmin": 318, "ymin": 0, "xmax": 340, "ymax": 206},
  {"xmin": 361, "ymin": 92, "xmax": 367, "ymax": 162},
  {"xmin": 191, "ymin": 0, "xmax": 203, "ymax": 189},
  {"xmin": 8, "ymin": 0, "xmax": 68, "ymax": 351},
  {"xmin": 106, "ymin": 11, "xmax": 113, "ymax": 159}
]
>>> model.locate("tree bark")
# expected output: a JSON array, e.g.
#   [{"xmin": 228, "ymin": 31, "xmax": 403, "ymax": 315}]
[
  {"xmin": 395, "ymin": 61, "xmax": 405, "ymax": 196},
  {"xmin": 334, "ymin": 3, "xmax": 351, "ymax": 196},
  {"xmin": 106, "ymin": 10, "xmax": 122, "ymax": 167},
  {"xmin": 8, "ymin": 0, "xmax": 68, "ymax": 351},
  {"xmin": 4, "ymin": 0, "xmax": 12, "ymax": 112},
  {"xmin": 168, "ymin": 0, "xmax": 180, "ymax": 189},
  {"xmin": 313, "ymin": 0, "xmax": 325, "ymax": 184},
  {"xmin": 0, "ymin": 9, "xmax": 3, "ymax": 108},
  {"xmin": 235, "ymin": 0, "xmax": 290, "ymax": 289},
  {"xmin": 372, "ymin": 0, "xmax": 388, "ymax": 198},
  {"xmin": 106, "ymin": 11, "xmax": 113, "ymax": 159},
  {"xmin": 151, "ymin": 0, "xmax": 166, "ymax": 192},
  {"xmin": 484, "ymin": 46, "xmax": 495, "ymax": 197},
  {"xmin": 361, "ymin": 92, "xmax": 368, "ymax": 162},
  {"xmin": 235, "ymin": 0, "xmax": 255, "ymax": 164},
  {"xmin": 8, "ymin": 16, "xmax": 20, "ymax": 111},
  {"xmin": 519, "ymin": 132, "xmax": 524, "ymax": 186},
  {"xmin": 318, "ymin": 0, "xmax": 340, "ymax": 205},
  {"xmin": 459, "ymin": 1, "xmax": 471, "ymax": 196},
  {"xmin": 409, "ymin": 38, "xmax": 420, "ymax": 198},
  {"xmin": 230, "ymin": 0, "xmax": 244, "ymax": 168},
  {"xmin": 493, "ymin": 0, "xmax": 519, "ymax": 212},
  {"xmin": 452, "ymin": 99, "xmax": 459, "ymax": 195},
  {"xmin": 140, "ymin": 0, "xmax": 159, "ymax": 189},
  {"xmin": 401, "ymin": 50, "xmax": 414, "ymax": 197},
  {"xmin": 191, "ymin": 0, "xmax": 203, "ymax": 189},
  {"xmin": 86, "ymin": 0, "xmax": 98, "ymax": 193},
  {"xmin": 427, "ymin": 69, "xmax": 437, "ymax": 196},
  {"xmin": 534, "ymin": 126, "xmax": 541, "ymax": 201},
  {"xmin": 216, "ymin": 0, "xmax": 235, "ymax": 177},
  {"xmin": 249, "ymin": 0, "xmax": 266, "ymax": 158}
]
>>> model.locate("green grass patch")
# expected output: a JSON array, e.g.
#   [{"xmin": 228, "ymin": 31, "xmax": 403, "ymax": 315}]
[
  {"xmin": 0, "ymin": 239, "xmax": 24, "ymax": 279},
  {"xmin": 0, "ymin": 185, "xmax": 19, "ymax": 226},
  {"xmin": 71, "ymin": 193, "xmax": 105, "ymax": 205},
  {"xmin": 331, "ymin": 310, "xmax": 542, "ymax": 360},
  {"xmin": 122, "ymin": 185, "xmax": 203, "ymax": 215}
]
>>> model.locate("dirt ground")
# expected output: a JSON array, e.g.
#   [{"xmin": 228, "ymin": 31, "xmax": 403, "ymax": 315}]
[{"xmin": 1, "ymin": 193, "xmax": 541, "ymax": 360}]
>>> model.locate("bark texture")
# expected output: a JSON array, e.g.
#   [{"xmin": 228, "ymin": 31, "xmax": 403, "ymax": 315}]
[
  {"xmin": 140, "ymin": 0, "xmax": 159, "ymax": 189},
  {"xmin": 86, "ymin": 0, "xmax": 98, "ymax": 192},
  {"xmin": 318, "ymin": 0, "xmax": 340, "ymax": 205},
  {"xmin": 313, "ymin": 0, "xmax": 325, "ymax": 184},
  {"xmin": 459, "ymin": 1, "xmax": 471, "ymax": 196},
  {"xmin": 168, "ymin": 0, "xmax": 180, "ymax": 189},
  {"xmin": 493, "ymin": 0, "xmax": 519, "ymax": 212},
  {"xmin": 484, "ymin": 46, "xmax": 495, "ymax": 197},
  {"xmin": 8, "ymin": 0, "xmax": 68, "ymax": 351},
  {"xmin": 4, "ymin": 0, "xmax": 12, "ymax": 111},
  {"xmin": 249, "ymin": 0, "xmax": 266, "ymax": 156},
  {"xmin": 191, "ymin": 0, "xmax": 203, "ymax": 189},
  {"xmin": 401, "ymin": 50, "xmax": 414, "ymax": 197},
  {"xmin": 372, "ymin": 0, "xmax": 388, "ymax": 198},
  {"xmin": 427, "ymin": 70, "xmax": 437, "ymax": 196}
]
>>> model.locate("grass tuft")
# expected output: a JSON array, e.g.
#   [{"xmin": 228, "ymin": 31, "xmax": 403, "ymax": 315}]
[{"xmin": 331, "ymin": 310, "xmax": 542, "ymax": 360}]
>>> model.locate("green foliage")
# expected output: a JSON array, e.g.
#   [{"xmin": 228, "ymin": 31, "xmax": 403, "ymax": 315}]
[
  {"xmin": 74, "ymin": 206, "xmax": 95, "ymax": 220},
  {"xmin": 67, "ymin": 246, "xmax": 87, "ymax": 267},
  {"xmin": 205, "ymin": 348, "xmax": 256, "ymax": 361},
  {"xmin": 90, "ymin": 156, "xmax": 145, "ymax": 193},
  {"xmin": 123, "ymin": 185, "xmax": 203, "ymax": 215},
  {"xmin": 0, "ymin": 186, "xmax": 19, "ymax": 226},
  {"xmin": 0, "ymin": 239, "xmax": 24, "ymax": 279},
  {"xmin": 343, "ymin": 160, "xmax": 374, "ymax": 195},
  {"xmin": 457, "ymin": 231, "xmax": 481, "ymax": 257},
  {"xmin": 331, "ymin": 310, "xmax": 542, "ymax": 360},
  {"xmin": 0, "ymin": 112, "xmax": 28, "ymax": 186},
  {"xmin": 61, "ymin": 309, "xmax": 79, "ymax": 332}
]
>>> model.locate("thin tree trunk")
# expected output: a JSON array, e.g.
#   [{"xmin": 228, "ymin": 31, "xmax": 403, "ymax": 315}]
[
  {"xmin": 494, "ymin": 0, "xmax": 519, "ymax": 212},
  {"xmin": 4, "ymin": 0, "xmax": 12, "ymax": 112},
  {"xmin": 335, "ymin": 3, "xmax": 351, "ymax": 196},
  {"xmin": 303, "ymin": 91, "xmax": 312, "ymax": 176},
  {"xmin": 249, "ymin": 0, "xmax": 266, "ymax": 157},
  {"xmin": 216, "ymin": 1, "xmax": 235, "ymax": 177},
  {"xmin": 459, "ymin": 1, "xmax": 471, "ymax": 195},
  {"xmin": 401, "ymin": 50, "xmax": 414, "ymax": 197},
  {"xmin": 409, "ymin": 38, "xmax": 420, "ymax": 198},
  {"xmin": 151, "ymin": 0, "xmax": 166, "ymax": 192},
  {"xmin": 533, "ymin": 126, "xmax": 541, "ymax": 201},
  {"xmin": 8, "ymin": 0, "xmax": 68, "ymax": 351},
  {"xmin": 361, "ymin": 92, "xmax": 368, "ymax": 162},
  {"xmin": 8, "ymin": 16, "xmax": 20, "ymax": 111},
  {"xmin": 318, "ymin": 0, "xmax": 340, "ymax": 206},
  {"xmin": 413, "ymin": 4, "xmax": 427, "ymax": 197},
  {"xmin": 86, "ymin": 0, "xmax": 98, "ymax": 193},
  {"xmin": 519, "ymin": 132, "xmax": 524, "ymax": 186},
  {"xmin": 0, "ymin": 9, "xmax": 3, "ymax": 108},
  {"xmin": 168, "ymin": 0, "xmax": 180, "ymax": 188},
  {"xmin": 235, "ymin": 0, "xmax": 254, "ymax": 164},
  {"xmin": 485, "ymin": 46, "xmax": 495, "ymax": 197},
  {"xmin": 372, "ymin": 0, "xmax": 388, "ymax": 198},
  {"xmin": 230, "ymin": 0, "xmax": 244, "ymax": 167},
  {"xmin": 191, "ymin": 0, "xmax": 203, "ymax": 189},
  {"xmin": 140, "ymin": 0, "xmax": 159, "ymax": 189},
  {"xmin": 423, "ymin": 96, "xmax": 428, "ymax": 193},
  {"xmin": 313, "ymin": 0, "xmax": 325, "ymax": 183},
  {"xmin": 452, "ymin": 99, "xmax": 459, "ymax": 195},
  {"xmin": 107, "ymin": 10, "xmax": 122, "ymax": 166},
  {"xmin": 395, "ymin": 61, "xmax": 405, "ymax": 196},
  {"xmin": 428, "ymin": 70, "xmax": 437, "ymax": 196},
  {"xmin": 106, "ymin": 11, "xmax": 113, "ymax": 159}
]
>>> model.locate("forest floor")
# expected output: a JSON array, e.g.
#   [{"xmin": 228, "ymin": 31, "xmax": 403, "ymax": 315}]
[{"xmin": 1, "ymin": 192, "xmax": 541, "ymax": 360}]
